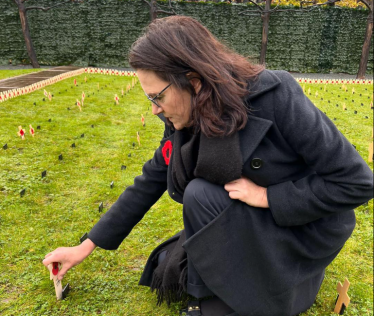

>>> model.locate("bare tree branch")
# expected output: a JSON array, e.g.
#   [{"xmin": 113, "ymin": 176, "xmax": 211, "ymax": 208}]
[
  {"xmin": 142, "ymin": 0, "xmax": 151, "ymax": 8},
  {"xmin": 157, "ymin": 0, "xmax": 177, "ymax": 15},
  {"xmin": 357, "ymin": 0, "xmax": 372, "ymax": 9},
  {"xmin": 238, "ymin": 0, "xmax": 264, "ymax": 13},
  {"xmin": 240, "ymin": 0, "xmax": 342, "ymax": 15},
  {"xmin": 269, "ymin": 2, "xmax": 282, "ymax": 12},
  {"xmin": 299, "ymin": 0, "xmax": 341, "ymax": 8}
]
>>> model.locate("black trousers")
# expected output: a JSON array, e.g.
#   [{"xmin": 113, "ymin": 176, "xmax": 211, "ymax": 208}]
[{"xmin": 182, "ymin": 178, "xmax": 233, "ymax": 299}]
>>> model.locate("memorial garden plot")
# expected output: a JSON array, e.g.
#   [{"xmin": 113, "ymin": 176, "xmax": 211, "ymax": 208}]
[{"xmin": 0, "ymin": 70, "xmax": 372, "ymax": 315}]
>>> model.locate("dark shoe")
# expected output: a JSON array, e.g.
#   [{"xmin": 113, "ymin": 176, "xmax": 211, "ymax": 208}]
[
  {"xmin": 180, "ymin": 301, "xmax": 201, "ymax": 316},
  {"xmin": 180, "ymin": 297, "xmax": 237, "ymax": 316}
]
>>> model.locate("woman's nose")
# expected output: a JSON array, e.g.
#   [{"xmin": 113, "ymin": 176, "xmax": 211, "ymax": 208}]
[{"xmin": 151, "ymin": 103, "xmax": 163, "ymax": 115}]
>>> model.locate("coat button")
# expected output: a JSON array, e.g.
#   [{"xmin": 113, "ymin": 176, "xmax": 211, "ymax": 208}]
[{"xmin": 251, "ymin": 158, "xmax": 263, "ymax": 169}]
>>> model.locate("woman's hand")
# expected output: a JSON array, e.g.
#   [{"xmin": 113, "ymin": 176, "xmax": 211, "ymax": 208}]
[
  {"xmin": 42, "ymin": 239, "xmax": 96, "ymax": 280},
  {"xmin": 224, "ymin": 176, "xmax": 269, "ymax": 208}
]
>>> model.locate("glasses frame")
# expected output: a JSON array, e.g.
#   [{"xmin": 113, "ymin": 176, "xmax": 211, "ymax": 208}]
[{"xmin": 144, "ymin": 83, "xmax": 172, "ymax": 108}]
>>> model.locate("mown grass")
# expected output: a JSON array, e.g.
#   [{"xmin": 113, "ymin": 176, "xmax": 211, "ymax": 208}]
[
  {"xmin": 0, "ymin": 69, "xmax": 44, "ymax": 81},
  {"xmin": 0, "ymin": 70, "xmax": 372, "ymax": 316}
]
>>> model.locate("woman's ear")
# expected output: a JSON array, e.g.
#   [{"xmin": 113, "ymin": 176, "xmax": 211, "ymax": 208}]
[{"xmin": 187, "ymin": 72, "xmax": 202, "ymax": 94}]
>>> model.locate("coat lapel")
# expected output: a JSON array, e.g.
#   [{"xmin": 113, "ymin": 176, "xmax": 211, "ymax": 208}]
[
  {"xmin": 239, "ymin": 115, "xmax": 273, "ymax": 163},
  {"xmin": 238, "ymin": 69, "xmax": 281, "ymax": 163}
]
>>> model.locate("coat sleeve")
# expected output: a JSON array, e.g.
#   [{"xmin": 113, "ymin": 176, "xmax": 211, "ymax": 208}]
[
  {"xmin": 87, "ymin": 125, "xmax": 172, "ymax": 250},
  {"xmin": 267, "ymin": 71, "xmax": 373, "ymax": 227}
]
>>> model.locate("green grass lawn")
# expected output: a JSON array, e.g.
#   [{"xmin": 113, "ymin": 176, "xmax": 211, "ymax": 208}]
[
  {"xmin": 0, "ymin": 70, "xmax": 372, "ymax": 315},
  {"xmin": 0, "ymin": 69, "xmax": 44, "ymax": 81}
]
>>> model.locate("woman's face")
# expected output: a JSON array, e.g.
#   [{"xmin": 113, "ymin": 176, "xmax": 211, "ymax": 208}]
[{"xmin": 137, "ymin": 69, "xmax": 192, "ymax": 130}]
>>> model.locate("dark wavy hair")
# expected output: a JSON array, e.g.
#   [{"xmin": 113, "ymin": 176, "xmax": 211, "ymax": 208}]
[{"xmin": 129, "ymin": 15, "xmax": 264, "ymax": 137}]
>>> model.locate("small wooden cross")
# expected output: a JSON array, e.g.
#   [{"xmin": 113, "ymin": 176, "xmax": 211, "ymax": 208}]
[
  {"xmin": 47, "ymin": 262, "xmax": 70, "ymax": 300},
  {"xmin": 334, "ymin": 278, "xmax": 350, "ymax": 314}
]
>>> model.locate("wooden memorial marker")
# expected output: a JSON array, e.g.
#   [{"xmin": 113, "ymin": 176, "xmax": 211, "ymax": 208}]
[
  {"xmin": 334, "ymin": 278, "xmax": 350, "ymax": 314},
  {"xmin": 137, "ymin": 131, "xmax": 141, "ymax": 146},
  {"xmin": 47, "ymin": 262, "xmax": 70, "ymax": 300},
  {"xmin": 369, "ymin": 129, "xmax": 373, "ymax": 163},
  {"xmin": 99, "ymin": 202, "xmax": 104, "ymax": 212},
  {"xmin": 368, "ymin": 142, "xmax": 373, "ymax": 163},
  {"xmin": 76, "ymin": 99, "xmax": 82, "ymax": 112},
  {"xmin": 114, "ymin": 94, "xmax": 119, "ymax": 105},
  {"xmin": 29, "ymin": 125, "xmax": 35, "ymax": 137},
  {"xmin": 18, "ymin": 126, "xmax": 26, "ymax": 140},
  {"xmin": 141, "ymin": 114, "xmax": 145, "ymax": 127}
]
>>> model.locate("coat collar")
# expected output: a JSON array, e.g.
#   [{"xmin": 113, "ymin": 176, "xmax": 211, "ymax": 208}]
[
  {"xmin": 246, "ymin": 69, "xmax": 282, "ymax": 100},
  {"xmin": 160, "ymin": 70, "xmax": 281, "ymax": 164}
]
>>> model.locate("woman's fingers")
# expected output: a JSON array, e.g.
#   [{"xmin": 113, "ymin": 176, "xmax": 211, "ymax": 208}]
[
  {"xmin": 225, "ymin": 177, "xmax": 268, "ymax": 208},
  {"xmin": 42, "ymin": 248, "xmax": 64, "ymax": 267},
  {"xmin": 228, "ymin": 190, "xmax": 241, "ymax": 200},
  {"xmin": 43, "ymin": 252, "xmax": 54, "ymax": 260},
  {"xmin": 57, "ymin": 265, "xmax": 70, "ymax": 281}
]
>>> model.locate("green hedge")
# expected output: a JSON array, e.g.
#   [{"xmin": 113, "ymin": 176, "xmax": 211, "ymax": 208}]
[{"xmin": 0, "ymin": 0, "xmax": 372, "ymax": 74}]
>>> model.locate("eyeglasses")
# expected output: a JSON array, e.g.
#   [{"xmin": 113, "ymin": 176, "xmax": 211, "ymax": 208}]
[{"xmin": 144, "ymin": 83, "xmax": 172, "ymax": 108}]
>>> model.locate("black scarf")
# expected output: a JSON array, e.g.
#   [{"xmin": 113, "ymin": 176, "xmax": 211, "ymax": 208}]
[
  {"xmin": 172, "ymin": 128, "xmax": 243, "ymax": 195},
  {"xmin": 150, "ymin": 230, "xmax": 188, "ymax": 306},
  {"xmin": 149, "ymin": 130, "xmax": 242, "ymax": 305}
]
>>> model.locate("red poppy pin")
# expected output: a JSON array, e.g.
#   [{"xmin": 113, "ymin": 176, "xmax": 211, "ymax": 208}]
[{"xmin": 162, "ymin": 140, "xmax": 172, "ymax": 166}]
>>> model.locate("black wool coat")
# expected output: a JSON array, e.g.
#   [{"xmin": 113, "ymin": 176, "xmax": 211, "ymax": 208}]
[{"xmin": 88, "ymin": 70, "xmax": 373, "ymax": 316}]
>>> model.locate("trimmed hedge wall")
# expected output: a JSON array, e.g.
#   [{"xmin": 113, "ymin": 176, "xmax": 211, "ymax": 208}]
[{"xmin": 0, "ymin": 0, "xmax": 372, "ymax": 74}]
